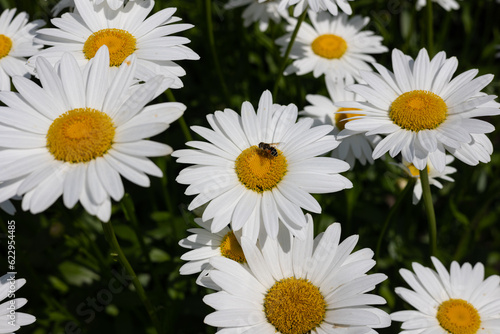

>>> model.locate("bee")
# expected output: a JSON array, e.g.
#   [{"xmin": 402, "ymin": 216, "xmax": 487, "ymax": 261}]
[{"xmin": 258, "ymin": 142, "xmax": 279, "ymax": 157}]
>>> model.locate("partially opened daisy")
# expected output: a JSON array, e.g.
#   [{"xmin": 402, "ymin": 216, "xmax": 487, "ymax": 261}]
[
  {"xmin": 0, "ymin": 273, "xmax": 36, "ymax": 333},
  {"xmin": 30, "ymin": 0, "xmax": 199, "ymax": 90},
  {"xmin": 225, "ymin": 0, "xmax": 289, "ymax": 31},
  {"xmin": 416, "ymin": 0, "xmax": 460, "ymax": 11},
  {"xmin": 395, "ymin": 155, "xmax": 456, "ymax": 205},
  {"xmin": 392, "ymin": 257, "xmax": 500, "ymax": 334},
  {"xmin": 341, "ymin": 48, "xmax": 500, "ymax": 172},
  {"xmin": 179, "ymin": 218, "xmax": 246, "ymax": 290},
  {"xmin": 0, "ymin": 8, "xmax": 44, "ymax": 91},
  {"xmin": 0, "ymin": 46, "xmax": 185, "ymax": 221},
  {"xmin": 276, "ymin": 11, "xmax": 388, "ymax": 80},
  {"xmin": 301, "ymin": 75, "xmax": 380, "ymax": 168},
  {"xmin": 204, "ymin": 215, "xmax": 391, "ymax": 333},
  {"xmin": 278, "ymin": 0, "xmax": 355, "ymax": 17},
  {"xmin": 53, "ymin": 0, "xmax": 138, "ymax": 15},
  {"xmin": 173, "ymin": 90, "xmax": 352, "ymax": 242}
]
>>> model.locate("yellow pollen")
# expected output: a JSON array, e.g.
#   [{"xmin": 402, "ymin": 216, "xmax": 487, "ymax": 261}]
[
  {"xmin": 264, "ymin": 277, "xmax": 326, "ymax": 334},
  {"xmin": 235, "ymin": 145, "xmax": 287, "ymax": 193},
  {"xmin": 46, "ymin": 108, "xmax": 115, "ymax": 163},
  {"xmin": 407, "ymin": 163, "xmax": 430, "ymax": 177},
  {"xmin": 335, "ymin": 108, "xmax": 364, "ymax": 131},
  {"xmin": 389, "ymin": 90, "xmax": 447, "ymax": 132},
  {"xmin": 311, "ymin": 34, "xmax": 348, "ymax": 59},
  {"xmin": 0, "ymin": 34, "xmax": 13, "ymax": 59},
  {"xmin": 219, "ymin": 231, "xmax": 246, "ymax": 263},
  {"xmin": 83, "ymin": 28, "xmax": 137, "ymax": 67},
  {"xmin": 437, "ymin": 299, "xmax": 481, "ymax": 334}
]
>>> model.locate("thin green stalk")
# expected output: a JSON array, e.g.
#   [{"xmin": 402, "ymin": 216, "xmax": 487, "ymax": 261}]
[
  {"xmin": 426, "ymin": 0, "xmax": 434, "ymax": 56},
  {"xmin": 420, "ymin": 167, "xmax": 437, "ymax": 257},
  {"xmin": 41, "ymin": 293, "xmax": 80, "ymax": 324},
  {"xmin": 205, "ymin": 0, "xmax": 230, "ymax": 102},
  {"xmin": 120, "ymin": 194, "xmax": 153, "ymax": 268},
  {"xmin": 165, "ymin": 89, "xmax": 192, "ymax": 142},
  {"xmin": 402, "ymin": 6, "xmax": 416, "ymax": 53},
  {"xmin": 177, "ymin": 117, "xmax": 193, "ymax": 142},
  {"xmin": 161, "ymin": 157, "xmax": 176, "ymax": 214},
  {"xmin": 375, "ymin": 180, "xmax": 414, "ymax": 261},
  {"xmin": 101, "ymin": 221, "xmax": 161, "ymax": 334},
  {"xmin": 272, "ymin": 10, "xmax": 308, "ymax": 99}
]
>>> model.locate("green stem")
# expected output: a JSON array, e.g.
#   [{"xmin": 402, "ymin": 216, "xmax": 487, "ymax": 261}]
[
  {"xmin": 375, "ymin": 180, "xmax": 414, "ymax": 261},
  {"xmin": 272, "ymin": 10, "xmax": 308, "ymax": 99},
  {"xmin": 101, "ymin": 221, "xmax": 161, "ymax": 334},
  {"xmin": 402, "ymin": 5, "xmax": 416, "ymax": 53},
  {"xmin": 120, "ymin": 194, "xmax": 153, "ymax": 268},
  {"xmin": 160, "ymin": 156, "xmax": 176, "ymax": 213},
  {"xmin": 420, "ymin": 167, "xmax": 437, "ymax": 257},
  {"xmin": 426, "ymin": 0, "xmax": 434, "ymax": 56},
  {"xmin": 165, "ymin": 90, "xmax": 192, "ymax": 142},
  {"xmin": 205, "ymin": 0, "xmax": 230, "ymax": 102}
]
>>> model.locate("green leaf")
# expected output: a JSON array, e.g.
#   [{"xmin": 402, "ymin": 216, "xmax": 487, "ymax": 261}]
[
  {"xmin": 59, "ymin": 261, "xmax": 100, "ymax": 286},
  {"xmin": 150, "ymin": 248, "xmax": 171, "ymax": 262},
  {"xmin": 48, "ymin": 275, "xmax": 69, "ymax": 293},
  {"xmin": 448, "ymin": 198, "xmax": 470, "ymax": 226}
]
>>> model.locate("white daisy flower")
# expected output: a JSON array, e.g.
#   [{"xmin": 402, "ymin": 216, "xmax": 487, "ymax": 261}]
[
  {"xmin": 204, "ymin": 214, "xmax": 391, "ymax": 333},
  {"xmin": 0, "ymin": 273, "xmax": 36, "ymax": 333},
  {"xmin": 225, "ymin": 0, "xmax": 289, "ymax": 31},
  {"xmin": 301, "ymin": 74, "xmax": 380, "ymax": 168},
  {"xmin": 416, "ymin": 0, "xmax": 460, "ymax": 11},
  {"xmin": 341, "ymin": 48, "xmax": 500, "ymax": 172},
  {"xmin": 392, "ymin": 256, "xmax": 500, "ymax": 334},
  {"xmin": 30, "ymin": 0, "xmax": 199, "ymax": 91},
  {"xmin": 395, "ymin": 155, "xmax": 456, "ymax": 205},
  {"xmin": 53, "ymin": 0, "xmax": 138, "ymax": 15},
  {"xmin": 276, "ymin": 11, "xmax": 388, "ymax": 81},
  {"xmin": 172, "ymin": 90, "xmax": 352, "ymax": 242},
  {"xmin": 179, "ymin": 218, "xmax": 246, "ymax": 290},
  {"xmin": 278, "ymin": 0, "xmax": 355, "ymax": 17},
  {"xmin": 0, "ymin": 8, "xmax": 44, "ymax": 91},
  {"xmin": 0, "ymin": 46, "xmax": 185, "ymax": 222}
]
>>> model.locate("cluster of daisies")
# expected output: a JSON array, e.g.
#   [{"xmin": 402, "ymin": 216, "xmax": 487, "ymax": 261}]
[
  {"xmin": 175, "ymin": 0, "xmax": 500, "ymax": 333},
  {"xmin": 0, "ymin": 0, "xmax": 198, "ymax": 221},
  {"xmin": 0, "ymin": 0, "xmax": 199, "ymax": 331},
  {"xmin": 0, "ymin": 0, "xmax": 499, "ymax": 333}
]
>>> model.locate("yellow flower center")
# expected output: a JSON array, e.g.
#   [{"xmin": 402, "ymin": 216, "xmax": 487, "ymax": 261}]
[
  {"xmin": 335, "ymin": 108, "xmax": 363, "ymax": 131},
  {"xmin": 436, "ymin": 299, "xmax": 481, "ymax": 334},
  {"xmin": 264, "ymin": 277, "xmax": 326, "ymax": 334},
  {"xmin": 235, "ymin": 145, "xmax": 287, "ymax": 193},
  {"xmin": 219, "ymin": 231, "xmax": 246, "ymax": 263},
  {"xmin": 83, "ymin": 28, "xmax": 137, "ymax": 67},
  {"xmin": 389, "ymin": 90, "xmax": 447, "ymax": 132},
  {"xmin": 0, "ymin": 34, "xmax": 13, "ymax": 59},
  {"xmin": 46, "ymin": 108, "xmax": 115, "ymax": 163},
  {"xmin": 407, "ymin": 163, "xmax": 430, "ymax": 177},
  {"xmin": 311, "ymin": 34, "xmax": 347, "ymax": 59}
]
